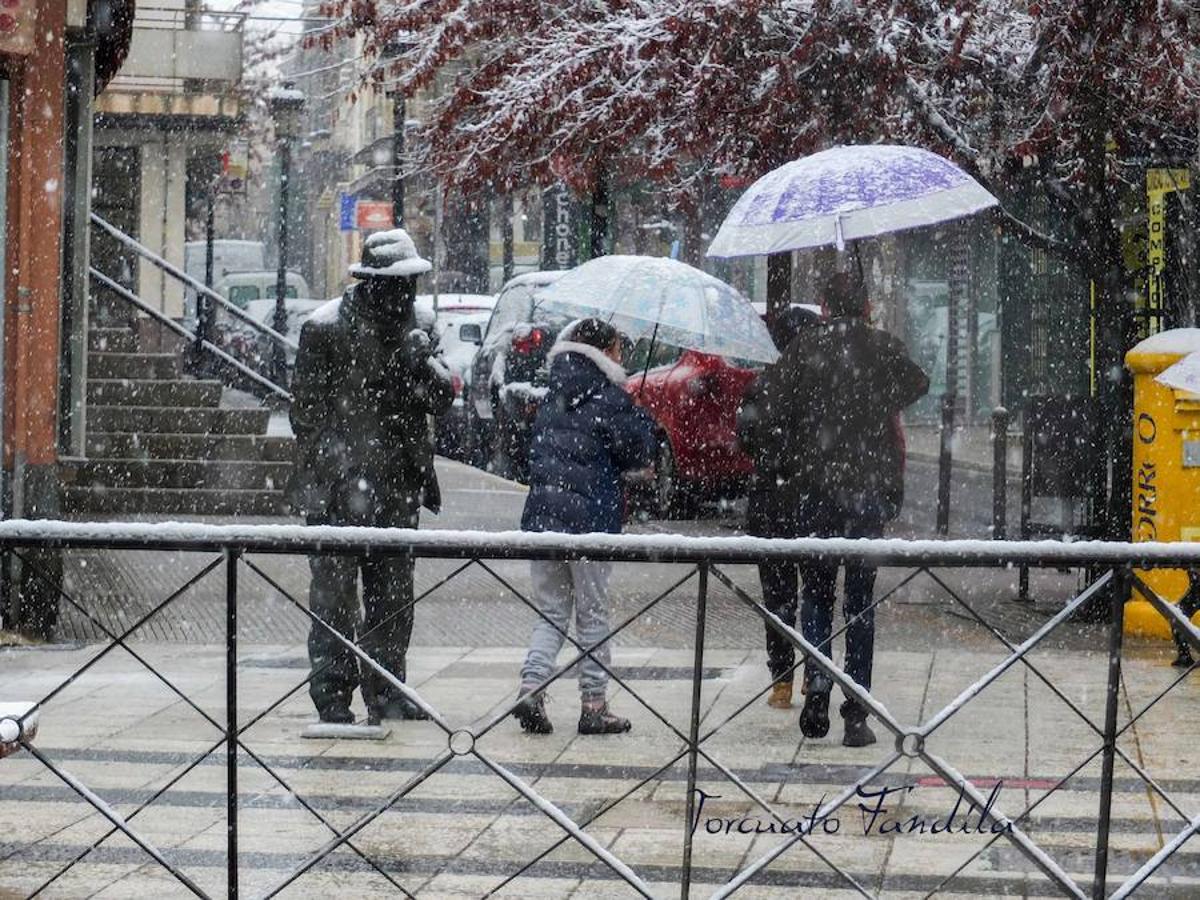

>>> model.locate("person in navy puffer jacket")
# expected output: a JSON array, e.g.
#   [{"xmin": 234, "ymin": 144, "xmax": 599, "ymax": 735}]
[{"xmin": 513, "ymin": 318, "xmax": 657, "ymax": 736}]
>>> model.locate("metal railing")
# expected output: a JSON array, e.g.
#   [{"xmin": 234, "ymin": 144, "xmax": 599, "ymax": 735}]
[
  {"xmin": 3, "ymin": 522, "xmax": 1200, "ymax": 898},
  {"xmin": 89, "ymin": 213, "xmax": 295, "ymax": 401}
]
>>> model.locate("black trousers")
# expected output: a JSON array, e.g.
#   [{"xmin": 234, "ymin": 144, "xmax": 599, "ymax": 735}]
[
  {"xmin": 751, "ymin": 489, "xmax": 885, "ymax": 696},
  {"xmin": 1171, "ymin": 570, "xmax": 1200, "ymax": 658},
  {"xmin": 307, "ymin": 504, "xmax": 418, "ymax": 715}
]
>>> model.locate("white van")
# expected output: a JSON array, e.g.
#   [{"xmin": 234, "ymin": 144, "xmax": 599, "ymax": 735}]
[
  {"xmin": 183, "ymin": 240, "xmax": 268, "ymax": 321},
  {"xmin": 213, "ymin": 271, "xmax": 311, "ymax": 310}
]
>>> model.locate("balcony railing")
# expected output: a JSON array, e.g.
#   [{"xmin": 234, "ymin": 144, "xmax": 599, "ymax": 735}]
[{"xmin": 104, "ymin": 4, "xmax": 244, "ymax": 95}]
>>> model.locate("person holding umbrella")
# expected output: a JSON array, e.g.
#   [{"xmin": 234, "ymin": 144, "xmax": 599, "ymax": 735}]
[
  {"xmin": 739, "ymin": 272, "xmax": 928, "ymax": 746},
  {"xmin": 739, "ymin": 303, "xmax": 824, "ymax": 710},
  {"xmin": 711, "ymin": 143, "xmax": 998, "ymax": 743},
  {"xmin": 512, "ymin": 318, "xmax": 658, "ymax": 735}
]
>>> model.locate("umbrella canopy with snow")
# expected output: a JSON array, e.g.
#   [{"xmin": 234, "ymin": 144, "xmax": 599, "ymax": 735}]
[
  {"xmin": 707, "ymin": 144, "xmax": 999, "ymax": 258},
  {"xmin": 533, "ymin": 255, "xmax": 779, "ymax": 364}
]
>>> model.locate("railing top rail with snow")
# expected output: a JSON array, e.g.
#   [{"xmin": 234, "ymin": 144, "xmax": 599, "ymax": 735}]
[
  {"xmin": 2, "ymin": 520, "xmax": 1200, "ymax": 567},
  {"xmin": 89, "ymin": 213, "xmax": 299, "ymax": 355}
]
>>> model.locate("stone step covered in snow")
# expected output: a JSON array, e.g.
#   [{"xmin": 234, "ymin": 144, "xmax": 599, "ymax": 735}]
[
  {"xmin": 87, "ymin": 327, "xmax": 139, "ymax": 353},
  {"xmin": 86, "ymin": 378, "xmax": 224, "ymax": 408},
  {"xmin": 61, "ymin": 458, "xmax": 291, "ymax": 492},
  {"xmin": 67, "ymin": 328, "xmax": 295, "ymax": 517},
  {"xmin": 62, "ymin": 486, "xmax": 291, "ymax": 516},
  {"xmin": 84, "ymin": 432, "xmax": 294, "ymax": 462},
  {"xmin": 86, "ymin": 405, "xmax": 270, "ymax": 436},
  {"xmin": 87, "ymin": 351, "xmax": 181, "ymax": 381}
]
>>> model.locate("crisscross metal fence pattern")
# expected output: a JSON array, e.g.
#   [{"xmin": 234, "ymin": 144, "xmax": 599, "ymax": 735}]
[{"xmin": 2, "ymin": 522, "xmax": 1200, "ymax": 898}]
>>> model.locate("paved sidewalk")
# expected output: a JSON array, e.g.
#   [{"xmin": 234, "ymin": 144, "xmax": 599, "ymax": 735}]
[
  {"xmin": 2, "ymin": 626, "xmax": 1198, "ymax": 898},
  {"xmin": 5, "ymin": 458, "xmax": 1186, "ymax": 898},
  {"xmin": 904, "ymin": 423, "xmax": 1020, "ymax": 474}
]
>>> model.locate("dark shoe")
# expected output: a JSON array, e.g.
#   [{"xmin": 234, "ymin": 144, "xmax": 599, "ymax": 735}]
[
  {"xmin": 841, "ymin": 701, "xmax": 877, "ymax": 747},
  {"xmin": 1172, "ymin": 648, "xmax": 1195, "ymax": 669},
  {"xmin": 798, "ymin": 691, "xmax": 830, "ymax": 739},
  {"xmin": 513, "ymin": 690, "xmax": 553, "ymax": 735},
  {"xmin": 377, "ymin": 694, "xmax": 431, "ymax": 721},
  {"xmin": 578, "ymin": 702, "xmax": 631, "ymax": 735},
  {"xmin": 318, "ymin": 702, "xmax": 355, "ymax": 725}
]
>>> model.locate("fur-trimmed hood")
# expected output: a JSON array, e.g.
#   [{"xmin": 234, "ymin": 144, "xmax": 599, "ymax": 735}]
[{"xmin": 547, "ymin": 339, "xmax": 627, "ymax": 386}]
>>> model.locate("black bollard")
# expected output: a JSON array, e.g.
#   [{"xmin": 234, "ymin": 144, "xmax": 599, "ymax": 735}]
[
  {"xmin": 936, "ymin": 393, "xmax": 955, "ymax": 536},
  {"xmin": 991, "ymin": 407, "xmax": 1009, "ymax": 540}
]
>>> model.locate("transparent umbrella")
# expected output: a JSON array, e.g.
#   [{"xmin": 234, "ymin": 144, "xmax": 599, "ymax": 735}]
[{"xmin": 533, "ymin": 255, "xmax": 778, "ymax": 365}]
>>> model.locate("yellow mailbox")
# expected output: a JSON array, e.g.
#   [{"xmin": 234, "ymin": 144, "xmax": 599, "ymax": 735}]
[{"xmin": 1125, "ymin": 328, "xmax": 1200, "ymax": 638}]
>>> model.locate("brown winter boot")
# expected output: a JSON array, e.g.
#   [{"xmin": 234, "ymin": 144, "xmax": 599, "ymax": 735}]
[
  {"xmin": 767, "ymin": 682, "xmax": 793, "ymax": 709},
  {"xmin": 578, "ymin": 699, "xmax": 631, "ymax": 735}
]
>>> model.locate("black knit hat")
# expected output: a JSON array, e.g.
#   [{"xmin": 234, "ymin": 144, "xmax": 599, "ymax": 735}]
[{"xmin": 568, "ymin": 318, "xmax": 620, "ymax": 352}]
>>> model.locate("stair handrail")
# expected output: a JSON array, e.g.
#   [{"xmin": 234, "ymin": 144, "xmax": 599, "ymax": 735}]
[
  {"xmin": 89, "ymin": 267, "xmax": 292, "ymax": 402},
  {"xmin": 89, "ymin": 213, "xmax": 300, "ymax": 353}
]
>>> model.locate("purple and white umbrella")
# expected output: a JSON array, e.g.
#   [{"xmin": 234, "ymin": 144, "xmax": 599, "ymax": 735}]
[{"xmin": 707, "ymin": 145, "xmax": 999, "ymax": 258}]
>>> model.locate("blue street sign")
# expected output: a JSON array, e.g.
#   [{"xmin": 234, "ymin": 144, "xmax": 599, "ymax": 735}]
[{"xmin": 338, "ymin": 194, "xmax": 356, "ymax": 232}]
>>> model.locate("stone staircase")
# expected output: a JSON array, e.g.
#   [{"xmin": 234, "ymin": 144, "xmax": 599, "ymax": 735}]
[{"xmin": 61, "ymin": 327, "xmax": 295, "ymax": 516}]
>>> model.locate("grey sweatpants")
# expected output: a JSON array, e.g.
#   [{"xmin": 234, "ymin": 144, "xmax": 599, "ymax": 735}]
[{"xmin": 520, "ymin": 560, "xmax": 614, "ymax": 701}]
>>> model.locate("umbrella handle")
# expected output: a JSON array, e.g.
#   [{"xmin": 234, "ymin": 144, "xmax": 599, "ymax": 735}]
[{"xmin": 637, "ymin": 322, "xmax": 660, "ymax": 397}]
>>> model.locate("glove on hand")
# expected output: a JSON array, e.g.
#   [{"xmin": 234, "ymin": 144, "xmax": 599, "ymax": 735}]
[{"xmin": 405, "ymin": 328, "xmax": 433, "ymax": 365}]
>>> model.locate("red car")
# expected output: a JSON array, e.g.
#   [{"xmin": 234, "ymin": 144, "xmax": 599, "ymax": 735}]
[{"xmin": 626, "ymin": 344, "xmax": 760, "ymax": 518}]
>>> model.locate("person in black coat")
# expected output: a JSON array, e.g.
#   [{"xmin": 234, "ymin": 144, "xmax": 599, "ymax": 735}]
[
  {"xmin": 742, "ymin": 303, "xmax": 824, "ymax": 712},
  {"xmin": 738, "ymin": 272, "xmax": 929, "ymax": 747},
  {"xmin": 513, "ymin": 318, "xmax": 657, "ymax": 736},
  {"xmin": 288, "ymin": 229, "xmax": 454, "ymax": 725}
]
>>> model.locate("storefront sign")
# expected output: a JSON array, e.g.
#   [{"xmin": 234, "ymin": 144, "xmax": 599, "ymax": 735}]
[
  {"xmin": 0, "ymin": 0, "xmax": 36, "ymax": 56},
  {"xmin": 1146, "ymin": 168, "xmax": 1191, "ymax": 323},
  {"xmin": 356, "ymin": 200, "xmax": 393, "ymax": 231},
  {"xmin": 541, "ymin": 183, "xmax": 577, "ymax": 270}
]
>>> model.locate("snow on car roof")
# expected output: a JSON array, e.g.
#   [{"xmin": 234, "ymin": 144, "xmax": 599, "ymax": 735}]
[
  {"xmin": 751, "ymin": 301, "xmax": 824, "ymax": 317},
  {"xmin": 418, "ymin": 293, "xmax": 497, "ymax": 311},
  {"xmin": 242, "ymin": 297, "xmax": 326, "ymax": 323},
  {"xmin": 503, "ymin": 270, "xmax": 566, "ymax": 289}
]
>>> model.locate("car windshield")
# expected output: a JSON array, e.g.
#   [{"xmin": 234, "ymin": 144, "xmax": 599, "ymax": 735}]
[
  {"xmin": 528, "ymin": 302, "xmax": 574, "ymax": 331},
  {"xmin": 625, "ymin": 338, "xmax": 683, "ymax": 372},
  {"xmin": 487, "ymin": 287, "xmax": 532, "ymax": 337},
  {"xmin": 228, "ymin": 285, "xmax": 259, "ymax": 307}
]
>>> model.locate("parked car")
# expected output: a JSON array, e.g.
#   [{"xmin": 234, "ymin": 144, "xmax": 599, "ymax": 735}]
[
  {"xmin": 626, "ymin": 342, "xmax": 761, "ymax": 518},
  {"xmin": 436, "ymin": 309, "xmax": 491, "ymax": 458},
  {"xmin": 466, "ymin": 270, "xmax": 570, "ymax": 476},
  {"xmin": 214, "ymin": 296, "xmax": 325, "ymax": 382},
  {"xmin": 214, "ymin": 271, "xmax": 311, "ymax": 309},
  {"xmin": 183, "ymin": 239, "xmax": 266, "ymax": 322},
  {"xmin": 421, "ymin": 293, "xmax": 496, "ymax": 315}
]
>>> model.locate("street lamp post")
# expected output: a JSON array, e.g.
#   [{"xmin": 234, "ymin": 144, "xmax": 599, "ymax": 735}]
[
  {"xmin": 269, "ymin": 83, "xmax": 305, "ymax": 388},
  {"xmin": 389, "ymin": 90, "xmax": 405, "ymax": 227}
]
